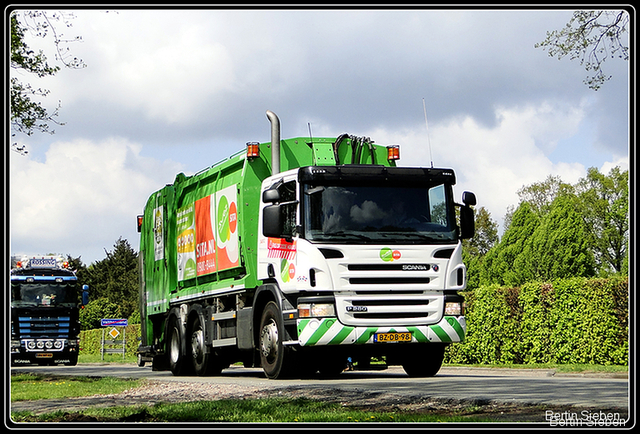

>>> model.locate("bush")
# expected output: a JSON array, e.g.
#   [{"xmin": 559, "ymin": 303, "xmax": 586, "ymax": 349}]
[
  {"xmin": 79, "ymin": 324, "xmax": 141, "ymax": 357},
  {"xmin": 80, "ymin": 298, "xmax": 122, "ymax": 330},
  {"xmin": 445, "ymin": 277, "xmax": 628, "ymax": 366}
]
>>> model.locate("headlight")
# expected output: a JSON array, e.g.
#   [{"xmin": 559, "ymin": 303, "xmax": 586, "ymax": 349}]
[
  {"xmin": 298, "ymin": 303, "xmax": 336, "ymax": 318},
  {"xmin": 45, "ymin": 340, "xmax": 53, "ymax": 349},
  {"xmin": 27, "ymin": 341, "xmax": 37, "ymax": 350},
  {"xmin": 444, "ymin": 301, "xmax": 463, "ymax": 316},
  {"xmin": 54, "ymin": 340, "xmax": 64, "ymax": 349},
  {"xmin": 36, "ymin": 341, "xmax": 45, "ymax": 349}
]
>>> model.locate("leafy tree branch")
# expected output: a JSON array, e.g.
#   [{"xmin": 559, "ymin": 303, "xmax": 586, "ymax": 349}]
[{"xmin": 536, "ymin": 10, "xmax": 629, "ymax": 90}]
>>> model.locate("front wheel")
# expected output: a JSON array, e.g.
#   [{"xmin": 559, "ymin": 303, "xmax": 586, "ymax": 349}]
[
  {"xmin": 259, "ymin": 301, "xmax": 295, "ymax": 379},
  {"xmin": 64, "ymin": 353, "xmax": 78, "ymax": 366},
  {"xmin": 401, "ymin": 343, "xmax": 446, "ymax": 377}
]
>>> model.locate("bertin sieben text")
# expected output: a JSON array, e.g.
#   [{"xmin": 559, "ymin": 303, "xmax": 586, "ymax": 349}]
[{"xmin": 546, "ymin": 410, "xmax": 625, "ymax": 427}]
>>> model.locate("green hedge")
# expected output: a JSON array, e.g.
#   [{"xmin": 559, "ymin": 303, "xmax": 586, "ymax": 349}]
[
  {"xmin": 79, "ymin": 277, "xmax": 628, "ymax": 366},
  {"xmin": 79, "ymin": 324, "xmax": 141, "ymax": 357},
  {"xmin": 445, "ymin": 277, "xmax": 628, "ymax": 366}
]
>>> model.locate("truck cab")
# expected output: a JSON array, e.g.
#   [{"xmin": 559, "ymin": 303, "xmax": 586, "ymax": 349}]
[{"xmin": 10, "ymin": 256, "xmax": 88, "ymax": 366}]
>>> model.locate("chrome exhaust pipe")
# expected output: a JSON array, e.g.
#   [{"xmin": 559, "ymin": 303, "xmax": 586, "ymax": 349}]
[{"xmin": 266, "ymin": 110, "xmax": 280, "ymax": 175}]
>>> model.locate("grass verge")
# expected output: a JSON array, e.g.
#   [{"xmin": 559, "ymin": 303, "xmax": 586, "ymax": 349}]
[
  {"xmin": 10, "ymin": 372, "xmax": 143, "ymax": 402},
  {"xmin": 11, "ymin": 397, "xmax": 493, "ymax": 423}
]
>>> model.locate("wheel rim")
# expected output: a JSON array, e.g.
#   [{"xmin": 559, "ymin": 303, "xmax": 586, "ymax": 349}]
[
  {"xmin": 191, "ymin": 326, "xmax": 205, "ymax": 364},
  {"xmin": 260, "ymin": 318, "xmax": 279, "ymax": 362},
  {"xmin": 169, "ymin": 326, "xmax": 180, "ymax": 365}
]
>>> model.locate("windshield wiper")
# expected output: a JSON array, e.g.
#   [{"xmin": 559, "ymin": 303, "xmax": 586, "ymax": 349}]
[
  {"xmin": 322, "ymin": 231, "xmax": 374, "ymax": 241},
  {"xmin": 381, "ymin": 232, "xmax": 452, "ymax": 241}
]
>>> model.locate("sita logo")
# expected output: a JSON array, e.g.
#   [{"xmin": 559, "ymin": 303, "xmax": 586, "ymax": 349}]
[{"xmin": 380, "ymin": 247, "xmax": 401, "ymax": 262}]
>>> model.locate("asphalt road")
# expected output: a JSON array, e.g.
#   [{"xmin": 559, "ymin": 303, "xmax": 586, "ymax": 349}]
[{"xmin": 11, "ymin": 363, "xmax": 629, "ymax": 411}]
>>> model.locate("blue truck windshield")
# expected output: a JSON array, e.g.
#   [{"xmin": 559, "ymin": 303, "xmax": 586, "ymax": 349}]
[
  {"xmin": 11, "ymin": 281, "xmax": 78, "ymax": 307},
  {"xmin": 303, "ymin": 183, "xmax": 457, "ymax": 243}
]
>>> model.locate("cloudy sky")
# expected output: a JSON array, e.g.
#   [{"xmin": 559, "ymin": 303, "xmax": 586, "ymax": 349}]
[{"xmin": 9, "ymin": 7, "xmax": 631, "ymax": 265}]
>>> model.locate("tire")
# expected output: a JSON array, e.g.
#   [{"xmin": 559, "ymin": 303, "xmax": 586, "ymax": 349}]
[
  {"xmin": 167, "ymin": 316, "xmax": 190, "ymax": 376},
  {"xmin": 64, "ymin": 353, "xmax": 78, "ymax": 366},
  {"xmin": 317, "ymin": 357, "xmax": 346, "ymax": 377},
  {"xmin": 401, "ymin": 343, "xmax": 446, "ymax": 377},
  {"xmin": 189, "ymin": 315, "xmax": 224, "ymax": 376},
  {"xmin": 259, "ymin": 301, "xmax": 295, "ymax": 379}
]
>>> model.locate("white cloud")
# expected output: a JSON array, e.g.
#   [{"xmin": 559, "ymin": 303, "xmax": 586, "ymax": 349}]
[
  {"xmin": 365, "ymin": 101, "xmax": 592, "ymax": 230},
  {"xmin": 10, "ymin": 138, "xmax": 184, "ymax": 263}
]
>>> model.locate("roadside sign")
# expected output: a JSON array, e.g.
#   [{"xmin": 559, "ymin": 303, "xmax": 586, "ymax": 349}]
[
  {"xmin": 100, "ymin": 318, "xmax": 128, "ymax": 327},
  {"xmin": 108, "ymin": 328, "xmax": 120, "ymax": 339}
]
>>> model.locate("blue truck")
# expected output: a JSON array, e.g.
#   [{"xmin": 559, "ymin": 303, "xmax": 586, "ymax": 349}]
[{"xmin": 10, "ymin": 256, "xmax": 88, "ymax": 366}]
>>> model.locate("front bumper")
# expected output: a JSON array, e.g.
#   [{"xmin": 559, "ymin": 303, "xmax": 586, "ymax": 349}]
[{"xmin": 297, "ymin": 315, "xmax": 466, "ymax": 346}]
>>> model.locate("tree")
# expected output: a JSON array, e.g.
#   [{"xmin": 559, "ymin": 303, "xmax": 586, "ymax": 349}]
[
  {"xmin": 9, "ymin": 10, "xmax": 85, "ymax": 154},
  {"xmin": 521, "ymin": 195, "xmax": 596, "ymax": 282},
  {"xmin": 481, "ymin": 202, "xmax": 541, "ymax": 287},
  {"xmin": 575, "ymin": 167, "xmax": 629, "ymax": 274},
  {"xmin": 464, "ymin": 206, "xmax": 499, "ymax": 257},
  {"xmin": 536, "ymin": 10, "xmax": 629, "ymax": 90},
  {"xmin": 84, "ymin": 238, "xmax": 139, "ymax": 318},
  {"xmin": 516, "ymin": 174, "xmax": 574, "ymax": 216},
  {"xmin": 463, "ymin": 207, "xmax": 499, "ymax": 290}
]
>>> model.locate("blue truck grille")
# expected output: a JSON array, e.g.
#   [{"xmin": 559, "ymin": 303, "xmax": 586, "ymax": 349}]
[{"xmin": 18, "ymin": 316, "xmax": 71, "ymax": 338}]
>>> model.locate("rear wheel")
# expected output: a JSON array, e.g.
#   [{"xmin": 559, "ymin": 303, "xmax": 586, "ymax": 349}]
[
  {"xmin": 168, "ymin": 316, "xmax": 190, "ymax": 376},
  {"xmin": 190, "ymin": 315, "xmax": 225, "ymax": 376}
]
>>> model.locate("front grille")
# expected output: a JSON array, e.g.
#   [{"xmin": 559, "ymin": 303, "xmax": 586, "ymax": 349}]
[
  {"xmin": 18, "ymin": 316, "xmax": 71, "ymax": 338},
  {"xmin": 349, "ymin": 277, "xmax": 431, "ymax": 285},
  {"xmin": 337, "ymin": 295, "xmax": 442, "ymax": 326}
]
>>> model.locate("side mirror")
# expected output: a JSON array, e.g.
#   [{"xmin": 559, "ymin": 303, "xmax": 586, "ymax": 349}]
[
  {"xmin": 82, "ymin": 284, "xmax": 89, "ymax": 306},
  {"xmin": 262, "ymin": 188, "xmax": 280, "ymax": 203},
  {"xmin": 460, "ymin": 205, "xmax": 475, "ymax": 239},
  {"xmin": 462, "ymin": 191, "xmax": 477, "ymax": 206},
  {"xmin": 263, "ymin": 204, "xmax": 283, "ymax": 238}
]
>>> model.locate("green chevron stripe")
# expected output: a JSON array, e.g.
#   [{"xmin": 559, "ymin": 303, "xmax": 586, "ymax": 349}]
[
  {"xmin": 430, "ymin": 325, "xmax": 452, "ymax": 342},
  {"xmin": 329, "ymin": 325, "xmax": 354, "ymax": 345},
  {"xmin": 407, "ymin": 326, "xmax": 428, "ymax": 343},
  {"xmin": 356, "ymin": 327, "xmax": 378, "ymax": 344},
  {"xmin": 306, "ymin": 318, "xmax": 336, "ymax": 346},
  {"xmin": 446, "ymin": 316, "xmax": 465, "ymax": 341},
  {"xmin": 298, "ymin": 318, "xmax": 311, "ymax": 336}
]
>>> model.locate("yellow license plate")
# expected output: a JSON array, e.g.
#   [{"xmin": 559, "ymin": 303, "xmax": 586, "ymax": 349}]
[
  {"xmin": 374, "ymin": 332, "xmax": 412, "ymax": 343},
  {"xmin": 35, "ymin": 353, "xmax": 53, "ymax": 358}
]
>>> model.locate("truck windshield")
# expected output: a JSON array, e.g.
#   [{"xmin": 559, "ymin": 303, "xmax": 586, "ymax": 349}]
[
  {"xmin": 11, "ymin": 281, "xmax": 78, "ymax": 307},
  {"xmin": 303, "ymin": 183, "xmax": 457, "ymax": 243}
]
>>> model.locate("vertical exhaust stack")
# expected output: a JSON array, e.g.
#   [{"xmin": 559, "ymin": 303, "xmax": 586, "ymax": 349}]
[{"xmin": 266, "ymin": 110, "xmax": 280, "ymax": 176}]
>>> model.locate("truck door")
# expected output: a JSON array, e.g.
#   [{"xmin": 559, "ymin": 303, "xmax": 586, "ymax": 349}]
[{"xmin": 258, "ymin": 175, "xmax": 299, "ymax": 289}]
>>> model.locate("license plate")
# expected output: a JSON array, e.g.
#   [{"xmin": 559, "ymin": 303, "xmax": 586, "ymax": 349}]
[
  {"xmin": 35, "ymin": 353, "xmax": 53, "ymax": 358},
  {"xmin": 374, "ymin": 332, "xmax": 412, "ymax": 343}
]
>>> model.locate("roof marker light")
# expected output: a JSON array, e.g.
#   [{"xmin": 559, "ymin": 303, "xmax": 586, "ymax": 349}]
[
  {"xmin": 387, "ymin": 145, "xmax": 400, "ymax": 161},
  {"xmin": 246, "ymin": 142, "xmax": 260, "ymax": 159}
]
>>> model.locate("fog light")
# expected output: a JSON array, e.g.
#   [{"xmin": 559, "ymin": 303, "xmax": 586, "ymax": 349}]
[
  {"xmin": 298, "ymin": 303, "xmax": 335, "ymax": 318},
  {"xmin": 54, "ymin": 340, "xmax": 64, "ymax": 349},
  {"xmin": 36, "ymin": 341, "xmax": 45, "ymax": 349},
  {"xmin": 444, "ymin": 301, "xmax": 463, "ymax": 316},
  {"xmin": 45, "ymin": 340, "xmax": 53, "ymax": 349},
  {"xmin": 27, "ymin": 341, "xmax": 36, "ymax": 350}
]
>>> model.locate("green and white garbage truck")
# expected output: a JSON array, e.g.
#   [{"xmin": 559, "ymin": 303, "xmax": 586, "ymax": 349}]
[{"xmin": 136, "ymin": 110, "xmax": 476, "ymax": 379}]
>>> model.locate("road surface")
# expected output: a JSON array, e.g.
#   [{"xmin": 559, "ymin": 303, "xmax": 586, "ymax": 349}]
[{"xmin": 11, "ymin": 363, "xmax": 628, "ymax": 410}]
